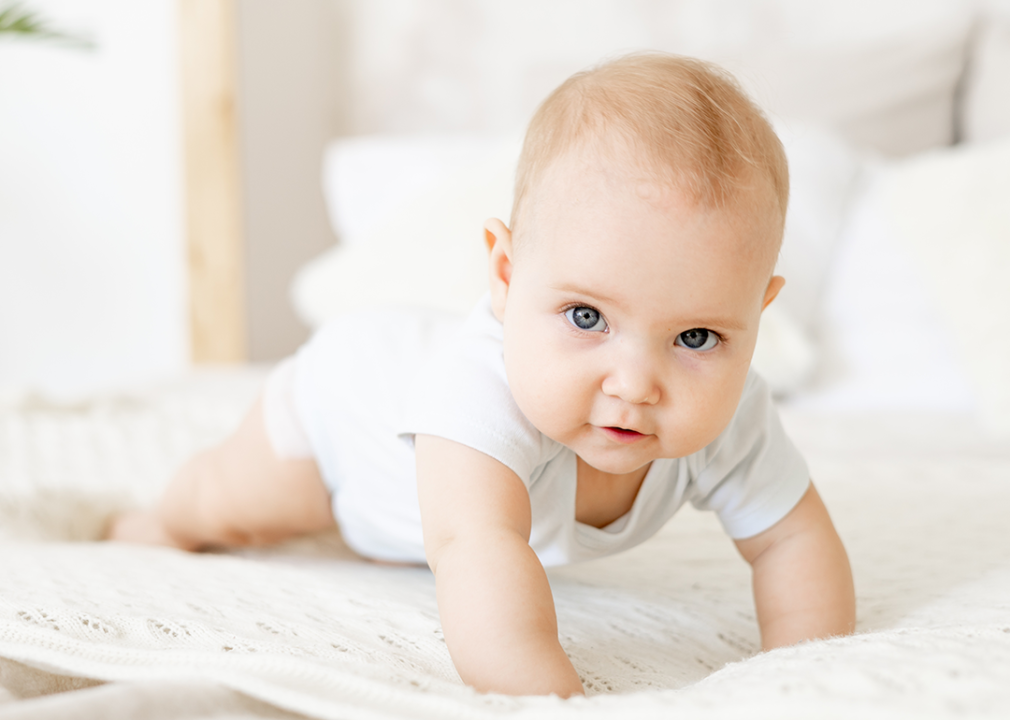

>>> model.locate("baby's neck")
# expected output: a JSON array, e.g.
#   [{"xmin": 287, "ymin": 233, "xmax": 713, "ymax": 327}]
[{"xmin": 574, "ymin": 458, "xmax": 651, "ymax": 529}]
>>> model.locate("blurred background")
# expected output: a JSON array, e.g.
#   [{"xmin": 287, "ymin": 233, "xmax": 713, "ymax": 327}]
[
  {"xmin": 1, "ymin": 0, "xmax": 1008, "ymax": 432},
  {"xmin": 0, "ymin": 0, "xmax": 344, "ymax": 397}
]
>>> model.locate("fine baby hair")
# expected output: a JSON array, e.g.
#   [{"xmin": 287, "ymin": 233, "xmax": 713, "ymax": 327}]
[{"xmin": 511, "ymin": 53, "xmax": 790, "ymax": 241}]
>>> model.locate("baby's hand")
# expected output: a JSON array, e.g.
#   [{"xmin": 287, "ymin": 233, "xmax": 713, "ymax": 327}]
[
  {"xmin": 734, "ymin": 484, "xmax": 855, "ymax": 649},
  {"xmin": 415, "ymin": 434, "xmax": 584, "ymax": 697}
]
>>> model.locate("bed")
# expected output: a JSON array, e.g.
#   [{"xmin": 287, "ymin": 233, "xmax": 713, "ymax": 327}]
[
  {"xmin": 2, "ymin": 382, "xmax": 1009, "ymax": 719},
  {"xmin": 3, "ymin": 1, "xmax": 1010, "ymax": 718}
]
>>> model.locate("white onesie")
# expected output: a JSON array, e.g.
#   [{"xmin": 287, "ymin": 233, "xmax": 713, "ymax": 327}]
[{"xmin": 266, "ymin": 295, "xmax": 810, "ymax": 566}]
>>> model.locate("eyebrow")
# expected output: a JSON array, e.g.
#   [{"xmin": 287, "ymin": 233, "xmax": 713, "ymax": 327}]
[
  {"xmin": 548, "ymin": 282, "xmax": 618, "ymax": 306},
  {"xmin": 548, "ymin": 282, "xmax": 747, "ymax": 332}
]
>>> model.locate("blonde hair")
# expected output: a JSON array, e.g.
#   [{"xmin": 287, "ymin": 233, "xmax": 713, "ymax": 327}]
[{"xmin": 511, "ymin": 53, "xmax": 788, "ymax": 241}]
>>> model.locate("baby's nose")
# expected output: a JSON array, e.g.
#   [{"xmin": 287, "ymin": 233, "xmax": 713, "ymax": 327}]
[{"xmin": 601, "ymin": 357, "xmax": 661, "ymax": 405}]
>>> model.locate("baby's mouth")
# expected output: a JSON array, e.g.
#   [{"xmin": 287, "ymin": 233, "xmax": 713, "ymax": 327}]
[{"xmin": 601, "ymin": 426, "xmax": 646, "ymax": 444}]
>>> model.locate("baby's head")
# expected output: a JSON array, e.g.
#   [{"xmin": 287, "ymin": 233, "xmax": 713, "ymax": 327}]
[
  {"xmin": 509, "ymin": 53, "xmax": 788, "ymax": 255},
  {"xmin": 485, "ymin": 53, "xmax": 790, "ymax": 472}
]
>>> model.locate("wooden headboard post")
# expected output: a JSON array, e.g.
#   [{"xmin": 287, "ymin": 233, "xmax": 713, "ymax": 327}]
[{"xmin": 178, "ymin": 0, "xmax": 246, "ymax": 363}]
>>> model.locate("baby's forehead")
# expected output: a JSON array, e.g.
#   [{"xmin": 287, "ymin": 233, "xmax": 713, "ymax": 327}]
[
  {"xmin": 515, "ymin": 201, "xmax": 779, "ymax": 320},
  {"xmin": 524, "ymin": 161, "xmax": 781, "ymax": 263}
]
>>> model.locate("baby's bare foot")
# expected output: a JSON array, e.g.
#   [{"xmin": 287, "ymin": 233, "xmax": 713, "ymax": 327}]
[{"xmin": 105, "ymin": 509, "xmax": 187, "ymax": 549}]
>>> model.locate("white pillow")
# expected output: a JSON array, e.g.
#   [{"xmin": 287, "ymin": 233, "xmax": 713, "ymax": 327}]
[
  {"xmin": 793, "ymin": 135, "xmax": 1010, "ymax": 437},
  {"xmin": 882, "ymin": 135, "xmax": 1010, "ymax": 436},
  {"xmin": 790, "ymin": 175, "xmax": 977, "ymax": 415},
  {"xmin": 295, "ymin": 135, "xmax": 519, "ymax": 324},
  {"xmin": 320, "ymin": 135, "xmax": 520, "ymax": 251},
  {"xmin": 961, "ymin": 7, "xmax": 1010, "ymax": 143},
  {"xmin": 771, "ymin": 120, "xmax": 861, "ymax": 334}
]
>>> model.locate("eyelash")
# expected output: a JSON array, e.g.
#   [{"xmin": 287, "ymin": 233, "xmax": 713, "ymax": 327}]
[
  {"xmin": 560, "ymin": 302, "xmax": 608, "ymax": 335},
  {"xmin": 677, "ymin": 328, "xmax": 724, "ymax": 353},
  {"xmin": 559, "ymin": 303, "xmax": 726, "ymax": 350}
]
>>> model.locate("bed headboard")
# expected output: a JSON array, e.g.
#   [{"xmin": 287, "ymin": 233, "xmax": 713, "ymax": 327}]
[{"xmin": 179, "ymin": 0, "xmax": 246, "ymax": 363}]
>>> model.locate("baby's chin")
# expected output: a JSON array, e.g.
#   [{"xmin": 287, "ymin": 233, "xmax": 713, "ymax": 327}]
[
  {"xmin": 573, "ymin": 435, "xmax": 712, "ymax": 475},
  {"xmin": 572, "ymin": 444, "xmax": 657, "ymax": 477}
]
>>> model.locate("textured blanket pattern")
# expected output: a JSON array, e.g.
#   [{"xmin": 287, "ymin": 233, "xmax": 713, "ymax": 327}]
[{"xmin": 1, "ymin": 374, "xmax": 1009, "ymax": 719}]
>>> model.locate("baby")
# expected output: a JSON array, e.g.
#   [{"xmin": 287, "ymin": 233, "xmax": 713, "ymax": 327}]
[{"xmin": 110, "ymin": 53, "xmax": 855, "ymax": 697}]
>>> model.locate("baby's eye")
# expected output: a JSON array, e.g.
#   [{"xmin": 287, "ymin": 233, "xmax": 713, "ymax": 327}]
[
  {"xmin": 676, "ymin": 328, "xmax": 719, "ymax": 351},
  {"xmin": 565, "ymin": 306, "xmax": 608, "ymax": 332}
]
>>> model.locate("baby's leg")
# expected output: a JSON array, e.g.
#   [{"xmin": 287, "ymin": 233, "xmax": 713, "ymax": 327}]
[{"xmin": 108, "ymin": 395, "xmax": 334, "ymax": 551}]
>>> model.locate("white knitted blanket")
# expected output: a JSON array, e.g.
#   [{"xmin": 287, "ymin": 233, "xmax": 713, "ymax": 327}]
[{"xmin": 1, "ymin": 371, "xmax": 1009, "ymax": 719}]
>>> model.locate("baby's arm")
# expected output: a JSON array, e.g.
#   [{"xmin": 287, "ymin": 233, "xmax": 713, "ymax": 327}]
[
  {"xmin": 415, "ymin": 435, "xmax": 584, "ymax": 697},
  {"xmin": 734, "ymin": 483, "xmax": 855, "ymax": 649}
]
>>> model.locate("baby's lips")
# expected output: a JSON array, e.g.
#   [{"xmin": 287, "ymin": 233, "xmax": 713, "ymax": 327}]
[
  {"xmin": 599, "ymin": 426, "xmax": 650, "ymax": 444},
  {"xmin": 597, "ymin": 421, "xmax": 647, "ymax": 435}
]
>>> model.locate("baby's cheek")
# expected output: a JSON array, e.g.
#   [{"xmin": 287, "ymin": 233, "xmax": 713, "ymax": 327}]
[
  {"xmin": 701, "ymin": 382, "xmax": 748, "ymax": 443},
  {"xmin": 503, "ymin": 343, "xmax": 547, "ymax": 415},
  {"xmin": 516, "ymin": 368, "xmax": 566, "ymax": 427},
  {"xmin": 668, "ymin": 380, "xmax": 738, "ymax": 453},
  {"xmin": 507, "ymin": 360, "xmax": 572, "ymax": 438}
]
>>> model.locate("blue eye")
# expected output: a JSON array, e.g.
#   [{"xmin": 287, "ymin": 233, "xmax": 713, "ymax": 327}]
[
  {"xmin": 676, "ymin": 328, "xmax": 718, "ymax": 351},
  {"xmin": 565, "ymin": 306, "xmax": 608, "ymax": 332}
]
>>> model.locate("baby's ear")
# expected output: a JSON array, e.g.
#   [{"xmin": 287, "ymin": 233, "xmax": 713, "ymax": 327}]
[
  {"xmin": 762, "ymin": 276, "xmax": 786, "ymax": 311},
  {"xmin": 484, "ymin": 218, "xmax": 513, "ymax": 321}
]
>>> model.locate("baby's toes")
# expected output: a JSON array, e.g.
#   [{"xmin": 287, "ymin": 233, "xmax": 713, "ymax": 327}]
[{"xmin": 105, "ymin": 509, "xmax": 181, "ymax": 548}]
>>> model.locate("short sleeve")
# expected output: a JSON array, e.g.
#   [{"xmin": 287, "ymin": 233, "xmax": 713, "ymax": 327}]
[
  {"xmin": 689, "ymin": 369, "xmax": 810, "ymax": 539},
  {"xmin": 397, "ymin": 295, "xmax": 558, "ymax": 486}
]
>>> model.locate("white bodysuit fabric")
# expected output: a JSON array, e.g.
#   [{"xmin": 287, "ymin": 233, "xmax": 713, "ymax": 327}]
[{"xmin": 274, "ymin": 295, "xmax": 810, "ymax": 566}]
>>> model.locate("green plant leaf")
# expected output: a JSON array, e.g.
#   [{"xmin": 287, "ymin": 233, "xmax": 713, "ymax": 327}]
[{"xmin": 0, "ymin": 2, "xmax": 95, "ymax": 49}]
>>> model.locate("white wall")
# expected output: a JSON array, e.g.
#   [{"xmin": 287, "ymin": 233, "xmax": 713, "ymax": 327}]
[{"xmin": 0, "ymin": 0, "xmax": 186, "ymax": 401}]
